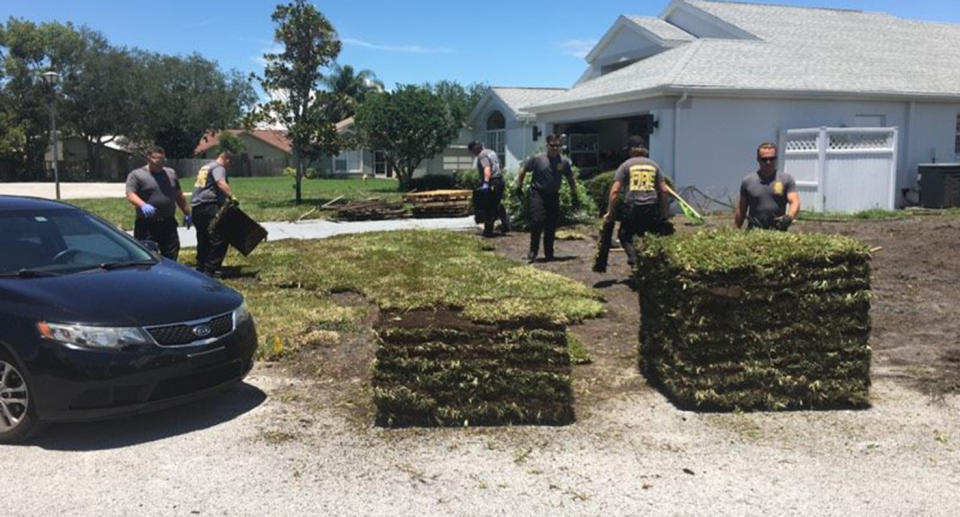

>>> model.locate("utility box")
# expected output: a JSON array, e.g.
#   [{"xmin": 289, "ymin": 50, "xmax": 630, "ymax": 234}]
[{"xmin": 919, "ymin": 163, "xmax": 960, "ymax": 208}]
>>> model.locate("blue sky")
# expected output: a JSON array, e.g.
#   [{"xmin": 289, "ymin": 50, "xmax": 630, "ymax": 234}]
[{"xmin": 4, "ymin": 0, "xmax": 959, "ymax": 95}]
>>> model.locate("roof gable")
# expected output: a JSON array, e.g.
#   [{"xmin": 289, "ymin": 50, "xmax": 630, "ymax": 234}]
[
  {"xmin": 585, "ymin": 15, "xmax": 694, "ymax": 65},
  {"xmin": 467, "ymin": 87, "xmax": 567, "ymax": 125},
  {"xmin": 194, "ymin": 129, "xmax": 292, "ymax": 156}
]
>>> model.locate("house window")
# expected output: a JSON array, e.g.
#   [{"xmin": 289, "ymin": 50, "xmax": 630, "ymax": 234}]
[
  {"xmin": 955, "ymin": 114, "xmax": 960, "ymax": 156},
  {"xmin": 335, "ymin": 150, "xmax": 362, "ymax": 174},
  {"xmin": 374, "ymin": 150, "xmax": 392, "ymax": 177},
  {"xmin": 486, "ymin": 111, "xmax": 506, "ymax": 167}
]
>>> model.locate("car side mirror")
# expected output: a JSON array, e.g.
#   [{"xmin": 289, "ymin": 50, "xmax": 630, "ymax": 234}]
[{"xmin": 139, "ymin": 239, "xmax": 160, "ymax": 252}]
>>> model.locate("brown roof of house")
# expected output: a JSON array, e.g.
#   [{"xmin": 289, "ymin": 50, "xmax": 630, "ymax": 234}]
[{"xmin": 194, "ymin": 129, "xmax": 292, "ymax": 156}]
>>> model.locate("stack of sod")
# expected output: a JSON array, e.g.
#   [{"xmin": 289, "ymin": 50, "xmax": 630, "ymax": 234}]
[
  {"xmin": 373, "ymin": 311, "xmax": 573, "ymax": 427},
  {"xmin": 636, "ymin": 229, "xmax": 872, "ymax": 411}
]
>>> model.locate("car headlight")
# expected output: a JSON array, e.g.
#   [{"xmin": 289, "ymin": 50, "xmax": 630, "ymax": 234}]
[
  {"xmin": 37, "ymin": 321, "xmax": 154, "ymax": 349},
  {"xmin": 234, "ymin": 301, "xmax": 253, "ymax": 325}
]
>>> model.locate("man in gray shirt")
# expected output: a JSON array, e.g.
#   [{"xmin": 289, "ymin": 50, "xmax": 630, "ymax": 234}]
[
  {"xmin": 468, "ymin": 141, "xmax": 510, "ymax": 237},
  {"xmin": 125, "ymin": 145, "xmax": 191, "ymax": 260},
  {"xmin": 734, "ymin": 142, "xmax": 800, "ymax": 230},
  {"xmin": 516, "ymin": 134, "xmax": 579, "ymax": 263},
  {"xmin": 605, "ymin": 136, "xmax": 671, "ymax": 268},
  {"xmin": 191, "ymin": 150, "xmax": 234, "ymax": 276}
]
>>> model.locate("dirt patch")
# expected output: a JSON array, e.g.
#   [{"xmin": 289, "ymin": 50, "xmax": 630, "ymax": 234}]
[{"xmin": 484, "ymin": 216, "xmax": 960, "ymax": 409}]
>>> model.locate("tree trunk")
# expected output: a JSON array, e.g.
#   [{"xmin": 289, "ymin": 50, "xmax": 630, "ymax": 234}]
[{"xmin": 295, "ymin": 153, "xmax": 304, "ymax": 204}]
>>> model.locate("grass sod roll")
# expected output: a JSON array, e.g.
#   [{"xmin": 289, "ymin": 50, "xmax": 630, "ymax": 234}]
[
  {"xmin": 636, "ymin": 229, "xmax": 872, "ymax": 411},
  {"xmin": 373, "ymin": 311, "xmax": 575, "ymax": 427}
]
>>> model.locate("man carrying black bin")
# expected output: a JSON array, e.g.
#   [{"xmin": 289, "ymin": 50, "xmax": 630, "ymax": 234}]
[
  {"xmin": 191, "ymin": 151, "xmax": 233, "ymax": 277},
  {"xmin": 125, "ymin": 145, "xmax": 191, "ymax": 260},
  {"xmin": 468, "ymin": 141, "xmax": 510, "ymax": 237},
  {"xmin": 516, "ymin": 134, "xmax": 580, "ymax": 263},
  {"xmin": 604, "ymin": 136, "xmax": 671, "ymax": 268}
]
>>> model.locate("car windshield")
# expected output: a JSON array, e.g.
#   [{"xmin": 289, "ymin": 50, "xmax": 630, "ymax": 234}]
[{"xmin": 0, "ymin": 209, "xmax": 157, "ymax": 275}]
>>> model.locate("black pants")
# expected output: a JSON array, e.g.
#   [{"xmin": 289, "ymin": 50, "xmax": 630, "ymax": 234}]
[
  {"xmin": 483, "ymin": 177, "xmax": 511, "ymax": 236},
  {"xmin": 618, "ymin": 204, "xmax": 673, "ymax": 266},
  {"xmin": 528, "ymin": 189, "xmax": 560, "ymax": 259},
  {"xmin": 192, "ymin": 203, "xmax": 229, "ymax": 275},
  {"xmin": 134, "ymin": 216, "xmax": 180, "ymax": 260}
]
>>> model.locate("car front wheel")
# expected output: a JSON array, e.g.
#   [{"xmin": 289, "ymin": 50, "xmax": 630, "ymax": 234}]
[{"xmin": 0, "ymin": 350, "xmax": 40, "ymax": 444}]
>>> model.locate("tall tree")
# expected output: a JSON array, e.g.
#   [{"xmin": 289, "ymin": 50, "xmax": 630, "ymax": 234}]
[
  {"xmin": 322, "ymin": 63, "xmax": 383, "ymax": 121},
  {"xmin": 59, "ymin": 31, "xmax": 140, "ymax": 174},
  {"xmin": 258, "ymin": 0, "xmax": 342, "ymax": 204},
  {"xmin": 354, "ymin": 84, "xmax": 459, "ymax": 191},
  {"xmin": 0, "ymin": 18, "xmax": 85, "ymax": 177},
  {"xmin": 425, "ymin": 80, "xmax": 487, "ymax": 125},
  {"xmin": 135, "ymin": 52, "xmax": 256, "ymax": 158}
]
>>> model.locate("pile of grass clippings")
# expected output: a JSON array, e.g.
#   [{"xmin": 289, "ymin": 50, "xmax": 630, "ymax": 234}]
[
  {"xmin": 373, "ymin": 311, "xmax": 574, "ymax": 427},
  {"xmin": 636, "ymin": 229, "xmax": 873, "ymax": 411}
]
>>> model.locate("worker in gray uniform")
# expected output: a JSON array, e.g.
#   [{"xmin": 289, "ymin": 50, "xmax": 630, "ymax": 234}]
[
  {"xmin": 125, "ymin": 145, "xmax": 191, "ymax": 260},
  {"xmin": 734, "ymin": 142, "xmax": 800, "ymax": 230},
  {"xmin": 191, "ymin": 150, "xmax": 234, "ymax": 276},
  {"xmin": 516, "ymin": 134, "xmax": 579, "ymax": 263},
  {"xmin": 468, "ymin": 140, "xmax": 511, "ymax": 237}
]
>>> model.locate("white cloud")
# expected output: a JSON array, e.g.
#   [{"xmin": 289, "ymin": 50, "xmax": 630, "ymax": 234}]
[
  {"xmin": 341, "ymin": 37, "xmax": 454, "ymax": 55},
  {"xmin": 558, "ymin": 39, "xmax": 598, "ymax": 59}
]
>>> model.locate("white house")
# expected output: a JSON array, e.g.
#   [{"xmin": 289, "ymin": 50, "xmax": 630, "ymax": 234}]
[
  {"xmin": 509, "ymin": 0, "xmax": 960, "ymax": 211},
  {"xmin": 466, "ymin": 87, "xmax": 567, "ymax": 171}
]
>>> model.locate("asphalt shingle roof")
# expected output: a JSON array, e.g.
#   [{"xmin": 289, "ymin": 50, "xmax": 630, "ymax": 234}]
[
  {"xmin": 624, "ymin": 15, "xmax": 695, "ymax": 42},
  {"xmin": 528, "ymin": 0, "xmax": 960, "ymax": 112},
  {"xmin": 490, "ymin": 87, "xmax": 567, "ymax": 115}
]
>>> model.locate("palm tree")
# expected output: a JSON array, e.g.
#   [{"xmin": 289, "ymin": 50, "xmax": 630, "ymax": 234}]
[{"xmin": 322, "ymin": 64, "xmax": 384, "ymax": 121}]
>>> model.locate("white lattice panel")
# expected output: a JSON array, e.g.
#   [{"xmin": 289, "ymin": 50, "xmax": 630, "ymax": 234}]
[
  {"xmin": 828, "ymin": 131, "xmax": 893, "ymax": 151},
  {"xmin": 784, "ymin": 133, "xmax": 818, "ymax": 152}
]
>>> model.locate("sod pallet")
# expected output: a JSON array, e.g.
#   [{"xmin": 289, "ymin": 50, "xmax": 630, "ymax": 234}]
[
  {"xmin": 636, "ymin": 229, "xmax": 873, "ymax": 411},
  {"xmin": 335, "ymin": 199, "xmax": 408, "ymax": 221},
  {"xmin": 403, "ymin": 190, "xmax": 472, "ymax": 218},
  {"xmin": 373, "ymin": 310, "xmax": 574, "ymax": 427}
]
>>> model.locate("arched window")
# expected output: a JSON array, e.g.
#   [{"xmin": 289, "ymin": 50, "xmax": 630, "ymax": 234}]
[{"xmin": 485, "ymin": 111, "xmax": 506, "ymax": 166}]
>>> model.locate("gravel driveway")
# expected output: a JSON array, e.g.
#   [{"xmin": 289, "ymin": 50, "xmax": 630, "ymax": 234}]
[{"xmin": 4, "ymin": 362, "xmax": 958, "ymax": 516}]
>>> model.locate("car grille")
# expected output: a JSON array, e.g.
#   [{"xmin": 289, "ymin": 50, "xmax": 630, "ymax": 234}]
[{"xmin": 146, "ymin": 313, "xmax": 234, "ymax": 346}]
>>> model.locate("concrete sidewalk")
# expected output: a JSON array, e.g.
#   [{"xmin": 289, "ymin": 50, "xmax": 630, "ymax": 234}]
[
  {"xmin": 173, "ymin": 215, "xmax": 479, "ymax": 247},
  {"xmin": 0, "ymin": 182, "xmax": 126, "ymax": 199}
]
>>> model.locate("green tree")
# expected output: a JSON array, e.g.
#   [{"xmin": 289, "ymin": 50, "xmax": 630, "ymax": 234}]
[
  {"xmin": 135, "ymin": 52, "xmax": 256, "ymax": 158},
  {"xmin": 59, "ymin": 31, "xmax": 141, "ymax": 174},
  {"xmin": 425, "ymin": 80, "xmax": 487, "ymax": 124},
  {"xmin": 258, "ymin": 0, "xmax": 342, "ymax": 204},
  {"xmin": 0, "ymin": 18, "xmax": 85, "ymax": 177},
  {"xmin": 216, "ymin": 131, "xmax": 246, "ymax": 154},
  {"xmin": 322, "ymin": 63, "xmax": 383, "ymax": 121},
  {"xmin": 354, "ymin": 84, "xmax": 459, "ymax": 191}
]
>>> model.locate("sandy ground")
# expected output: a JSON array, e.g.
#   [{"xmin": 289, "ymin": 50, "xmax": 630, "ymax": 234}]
[{"xmin": 4, "ymin": 216, "xmax": 960, "ymax": 516}]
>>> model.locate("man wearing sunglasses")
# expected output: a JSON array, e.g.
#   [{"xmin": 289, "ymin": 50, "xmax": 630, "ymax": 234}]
[
  {"xmin": 516, "ymin": 134, "xmax": 580, "ymax": 263},
  {"xmin": 734, "ymin": 142, "xmax": 800, "ymax": 230}
]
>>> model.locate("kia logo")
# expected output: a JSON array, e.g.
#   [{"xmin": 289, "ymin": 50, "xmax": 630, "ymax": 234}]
[{"xmin": 192, "ymin": 325, "xmax": 212, "ymax": 338}]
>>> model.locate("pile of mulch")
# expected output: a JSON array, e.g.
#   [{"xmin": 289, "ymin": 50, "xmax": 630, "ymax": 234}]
[
  {"xmin": 636, "ymin": 229, "xmax": 873, "ymax": 411},
  {"xmin": 402, "ymin": 190, "xmax": 472, "ymax": 218},
  {"xmin": 334, "ymin": 199, "xmax": 408, "ymax": 221},
  {"xmin": 372, "ymin": 309, "xmax": 574, "ymax": 427}
]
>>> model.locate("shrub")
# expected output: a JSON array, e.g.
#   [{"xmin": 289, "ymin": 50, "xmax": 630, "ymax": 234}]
[
  {"xmin": 583, "ymin": 170, "xmax": 618, "ymax": 216},
  {"xmin": 503, "ymin": 172, "xmax": 599, "ymax": 230}
]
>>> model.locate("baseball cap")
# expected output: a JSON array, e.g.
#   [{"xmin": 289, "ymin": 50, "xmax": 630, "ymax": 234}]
[{"xmin": 626, "ymin": 135, "xmax": 646, "ymax": 149}]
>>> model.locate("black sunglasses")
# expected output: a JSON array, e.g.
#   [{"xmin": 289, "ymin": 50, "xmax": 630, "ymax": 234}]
[
  {"xmin": 548, "ymin": 144, "xmax": 560, "ymax": 148},
  {"xmin": 758, "ymin": 157, "xmax": 777, "ymax": 163}
]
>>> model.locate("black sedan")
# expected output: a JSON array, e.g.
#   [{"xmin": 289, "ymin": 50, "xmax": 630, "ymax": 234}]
[{"xmin": 0, "ymin": 195, "xmax": 257, "ymax": 443}]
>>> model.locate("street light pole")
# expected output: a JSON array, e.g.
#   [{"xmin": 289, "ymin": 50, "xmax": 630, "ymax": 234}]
[{"xmin": 42, "ymin": 71, "xmax": 60, "ymax": 200}]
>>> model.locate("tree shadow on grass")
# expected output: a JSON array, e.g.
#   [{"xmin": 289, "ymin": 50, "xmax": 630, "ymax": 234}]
[{"xmin": 28, "ymin": 381, "xmax": 266, "ymax": 451}]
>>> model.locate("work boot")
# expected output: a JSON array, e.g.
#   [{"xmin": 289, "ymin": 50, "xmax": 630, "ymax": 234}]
[{"xmin": 526, "ymin": 251, "xmax": 537, "ymax": 264}]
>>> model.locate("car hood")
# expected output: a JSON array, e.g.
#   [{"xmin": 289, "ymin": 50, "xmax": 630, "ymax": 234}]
[{"xmin": 0, "ymin": 260, "xmax": 243, "ymax": 327}]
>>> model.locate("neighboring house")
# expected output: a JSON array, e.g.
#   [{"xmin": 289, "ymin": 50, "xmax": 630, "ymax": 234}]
[
  {"xmin": 320, "ymin": 117, "xmax": 475, "ymax": 179},
  {"xmin": 45, "ymin": 135, "xmax": 138, "ymax": 181},
  {"xmin": 466, "ymin": 87, "xmax": 567, "ymax": 171},
  {"xmin": 194, "ymin": 129, "xmax": 292, "ymax": 176},
  {"xmin": 504, "ymin": 0, "xmax": 960, "ymax": 210}
]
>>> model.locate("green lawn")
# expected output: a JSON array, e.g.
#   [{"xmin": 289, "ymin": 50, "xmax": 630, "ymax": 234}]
[
  {"xmin": 71, "ymin": 176, "xmax": 402, "ymax": 230},
  {"xmin": 206, "ymin": 231, "xmax": 605, "ymax": 360}
]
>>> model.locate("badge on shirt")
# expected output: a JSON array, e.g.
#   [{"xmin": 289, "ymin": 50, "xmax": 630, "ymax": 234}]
[{"xmin": 773, "ymin": 181, "xmax": 784, "ymax": 195}]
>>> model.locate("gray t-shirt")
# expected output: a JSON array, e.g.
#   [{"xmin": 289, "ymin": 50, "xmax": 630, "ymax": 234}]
[
  {"xmin": 125, "ymin": 166, "xmax": 181, "ymax": 219},
  {"xmin": 739, "ymin": 170, "xmax": 797, "ymax": 224},
  {"xmin": 614, "ymin": 157, "xmax": 662, "ymax": 206},
  {"xmin": 191, "ymin": 161, "xmax": 228, "ymax": 206},
  {"xmin": 522, "ymin": 153, "xmax": 574, "ymax": 194},
  {"xmin": 476, "ymin": 149, "xmax": 502, "ymax": 180}
]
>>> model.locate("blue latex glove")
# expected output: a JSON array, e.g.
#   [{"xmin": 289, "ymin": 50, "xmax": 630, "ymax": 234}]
[
  {"xmin": 140, "ymin": 203, "xmax": 156, "ymax": 217},
  {"xmin": 183, "ymin": 214, "xmax": 192, "ymax": 229},
  {"xmin": 479, "ymin": 182, "xmax": 490, "ymax": 191}
]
